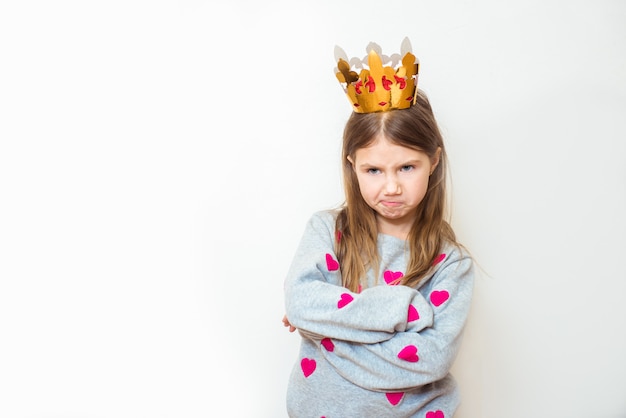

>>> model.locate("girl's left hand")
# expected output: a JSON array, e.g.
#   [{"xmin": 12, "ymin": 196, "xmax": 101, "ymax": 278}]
[{"xmin": 282, "ymin": 315, "xmax": 296, "ymax": 332}]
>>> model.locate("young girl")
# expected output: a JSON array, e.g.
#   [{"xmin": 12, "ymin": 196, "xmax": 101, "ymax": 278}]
[{"xmin": 283, "ymin": 41, "xmax": 474, "ymax": 417}]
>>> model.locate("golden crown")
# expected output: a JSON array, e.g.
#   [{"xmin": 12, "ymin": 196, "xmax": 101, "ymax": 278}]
[{"xmin": 334, "ymin": 38, "xmax": 419, "ymax": 113}]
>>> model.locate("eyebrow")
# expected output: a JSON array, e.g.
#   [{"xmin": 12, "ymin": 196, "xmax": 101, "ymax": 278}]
[{"xmin": 358, "ymin": 159, "xmax": 423, "ymax": 168}]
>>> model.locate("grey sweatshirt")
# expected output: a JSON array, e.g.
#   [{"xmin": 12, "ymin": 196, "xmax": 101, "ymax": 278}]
[{"xmin": 284, "ymin": 210, "xmax": 474, "ymax": 417}]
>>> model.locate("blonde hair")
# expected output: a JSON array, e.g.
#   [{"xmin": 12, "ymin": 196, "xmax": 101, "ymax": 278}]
[{"xmin": 335, "ymin": 90, "xmax": 459, "ymax": 291}]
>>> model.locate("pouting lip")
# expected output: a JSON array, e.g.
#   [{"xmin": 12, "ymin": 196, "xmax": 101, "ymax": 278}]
[{"xmin": 381, "ymin": 201, "xmax": 403, "ymax": 207}]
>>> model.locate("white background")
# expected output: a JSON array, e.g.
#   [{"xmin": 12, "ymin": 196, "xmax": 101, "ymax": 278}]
[{"xmin": 1, "ymin": 1, "xmax": 625, "ymax": 417}]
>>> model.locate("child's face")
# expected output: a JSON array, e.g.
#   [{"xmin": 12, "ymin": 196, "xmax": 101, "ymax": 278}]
[{"xmin": 348, "ymin": 135, "xmax": 439, "ymax": 236}]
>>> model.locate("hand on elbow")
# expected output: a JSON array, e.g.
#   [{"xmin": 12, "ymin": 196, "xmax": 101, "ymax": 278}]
[{"xmin": 282, "ymin": 314, "xmax": 296, "ymax": 332}]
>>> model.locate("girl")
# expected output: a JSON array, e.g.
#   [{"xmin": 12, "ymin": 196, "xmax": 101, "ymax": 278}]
[{"xmin": 283, "ymin": 44, "xmax": 474, "ymax": 417}]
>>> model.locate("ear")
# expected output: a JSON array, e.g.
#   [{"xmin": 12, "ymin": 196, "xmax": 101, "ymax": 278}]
[
  {"xmin": 347, "ymin": 155, "xmax": 355, "ymax": 170},
  {"xmin": 430, "ymin": 147, "xmax": 442, "ymax": 174}
]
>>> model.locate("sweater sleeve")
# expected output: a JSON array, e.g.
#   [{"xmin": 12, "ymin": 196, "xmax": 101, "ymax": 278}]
[
  {"xmin": 318, "ymin": 251, "xmax": 474, "ymax": 392},
  {"xmin": 284, "ymin": 211, "xmax": 434, "ymax": 344}
]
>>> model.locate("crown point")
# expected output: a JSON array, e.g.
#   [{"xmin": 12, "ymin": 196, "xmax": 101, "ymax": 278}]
[{"xmin": 365, "ymin": 42, "xmax": 382, "ymax": 56}]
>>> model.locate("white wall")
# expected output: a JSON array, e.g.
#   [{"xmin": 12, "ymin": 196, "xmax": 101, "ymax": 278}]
[{"xmin": 1, "ymin": 1, "xmax": 625, "ymax": 417}]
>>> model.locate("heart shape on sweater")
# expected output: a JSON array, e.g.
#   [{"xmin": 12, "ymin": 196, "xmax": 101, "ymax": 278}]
[
  {"xmin": 432, "ymin": 253, "xmax": 446, "ymax": 266},
  {"xmin": 397, "ymin": 345, "xmax": 419, "ymax": 362},
  {"xmin": 385, "ymin": 392, "xmax": 404, "ymax": 406},
  {"xmin": 383, "ymin": 270, "xmax": 403, "ymax": 285},
  {"xmin": 430, "ymin": 290, "xmax": 449, "ymax": 307},
  {"xmin": 426, "ymin": 410, "xmax": 445, "ymax": 418},
  {"xmin": 300, "ymin": 358, "xmax": 316, "ymax": 378},
  {"xmin": 337, "ymin": 293, "xmax": 354, "ymax": 309},
  {"xmin": 321, "ymin": 338, "xmax": 334, "ymax": 352},
  {"xmin": 325, "ymin": 253, "xmax": 339, "ymax": 271},
  {"xmin": 407, "ymin": 305, "xmax": 419, "ymax": 322}
]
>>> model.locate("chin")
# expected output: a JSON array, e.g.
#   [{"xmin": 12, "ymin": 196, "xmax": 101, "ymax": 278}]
[{"xmin": 377, "ymin": 209, "xmax": 408, "ymax": 219}]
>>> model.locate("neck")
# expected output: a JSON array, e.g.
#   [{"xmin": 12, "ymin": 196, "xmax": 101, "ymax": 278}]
[{"xmin": 376, "ymin": 216, "xmax": 413, "ymax": 240}]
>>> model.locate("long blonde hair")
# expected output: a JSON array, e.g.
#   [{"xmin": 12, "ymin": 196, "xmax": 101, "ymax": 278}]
[{"xmin": 335, "ymin": 90, "xmax": 458, "ymax": 291}]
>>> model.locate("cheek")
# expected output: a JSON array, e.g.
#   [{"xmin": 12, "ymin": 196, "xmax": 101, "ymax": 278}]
[
  {"xmin": 408, "ymin": 176, "xmax": 430, "ymax": 199},
  {"xmin": 356, "ymin": 176, "xmax": 378, "ymax": 193}
]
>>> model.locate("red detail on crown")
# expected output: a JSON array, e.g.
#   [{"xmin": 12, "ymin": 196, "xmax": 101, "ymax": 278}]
[
  {"xmin": 406, "ymin": 96, "xmax": 413, "ymax": 101},
  {"xmin": 378, "ymin": 102, "xmax": 387, "ymax": 106},
  {"xmin": 394, "ymin": 75, "xmax": 407, "ymax": 89},
  {"xmin": 382, "ymin": 75, "xmax": 392, "ymax": 91},
  {"xmin": 354, "ymin": 80, "xmax": 363, "ymax": 94},
  {"xmin": 365, "ymin": 76, "xmax": 376, "ymax": 93}
]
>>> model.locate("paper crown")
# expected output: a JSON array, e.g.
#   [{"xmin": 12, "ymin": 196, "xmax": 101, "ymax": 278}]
[{"xmin": 334, "ymin": 38, "xmax": 419, "ymax": 113}]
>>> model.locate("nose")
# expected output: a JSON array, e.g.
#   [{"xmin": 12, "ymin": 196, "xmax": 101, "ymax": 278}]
[{"xmin": 384, "ymin": 175, "xmax": 401, "ymax": 195}]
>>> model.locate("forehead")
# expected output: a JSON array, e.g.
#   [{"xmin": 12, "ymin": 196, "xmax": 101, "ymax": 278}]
[{"xmin": 354, "ymin": 135, "xmax": 428, "ymax": 163}]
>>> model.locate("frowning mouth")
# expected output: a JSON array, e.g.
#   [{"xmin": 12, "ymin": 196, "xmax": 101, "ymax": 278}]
[{"xmin": 381, "ymin": 201, "xmax": 402, "ymax": 207}]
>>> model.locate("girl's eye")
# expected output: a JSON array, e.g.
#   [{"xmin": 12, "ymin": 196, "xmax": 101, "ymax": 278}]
[
  {"xmin": 401, "ymin": 165, "xmax": 414, "ymax": 172},
  {"xmin": 367, "ymin": 168, "xmax": 381, "ymax": 174}
]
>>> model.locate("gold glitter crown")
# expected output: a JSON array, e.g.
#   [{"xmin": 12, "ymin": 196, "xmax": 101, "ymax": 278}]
[{"xmin": 335, "ymin": 38, "xmax": 419, "ymax": 113}]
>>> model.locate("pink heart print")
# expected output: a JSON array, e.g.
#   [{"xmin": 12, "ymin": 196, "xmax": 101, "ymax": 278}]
[
  {"xmin": 383, "ymin": 270, "xmax": 404, "ymax": 285},
  {"xmin": 430, "ymin": 290, "xmax": 450, "ymax": 307},
  {"xmin": 325, "ymin": 253, "xmax": 339, "ymax": 271},
  {"xmin": 337, "ymin": 293, "xmax": 354, "ymax": 309},
  {"xmin": 397, "ymin": 345, "xmax": 419, "ymax": 362},
  {"xmin": 301, "ymin": 358, "xmax": 316, "ymax": 378},
  {"xmin": 407, "ymin": 305, "xmax": 419, "ymax": 322},
  {"xmin": 426, "ymin": 410, "xmax": 445, "ymax": 418},
  {"xmin": 432, "ymin": 253, "xmax": 446, "ymax": 266},
  {"xmin": 321, "ymin": 338, "xmax": 334, "ymax": 352},
  {"xmin": 385, "ymin": 392, "xmax": 404, "ymax": 406}
]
